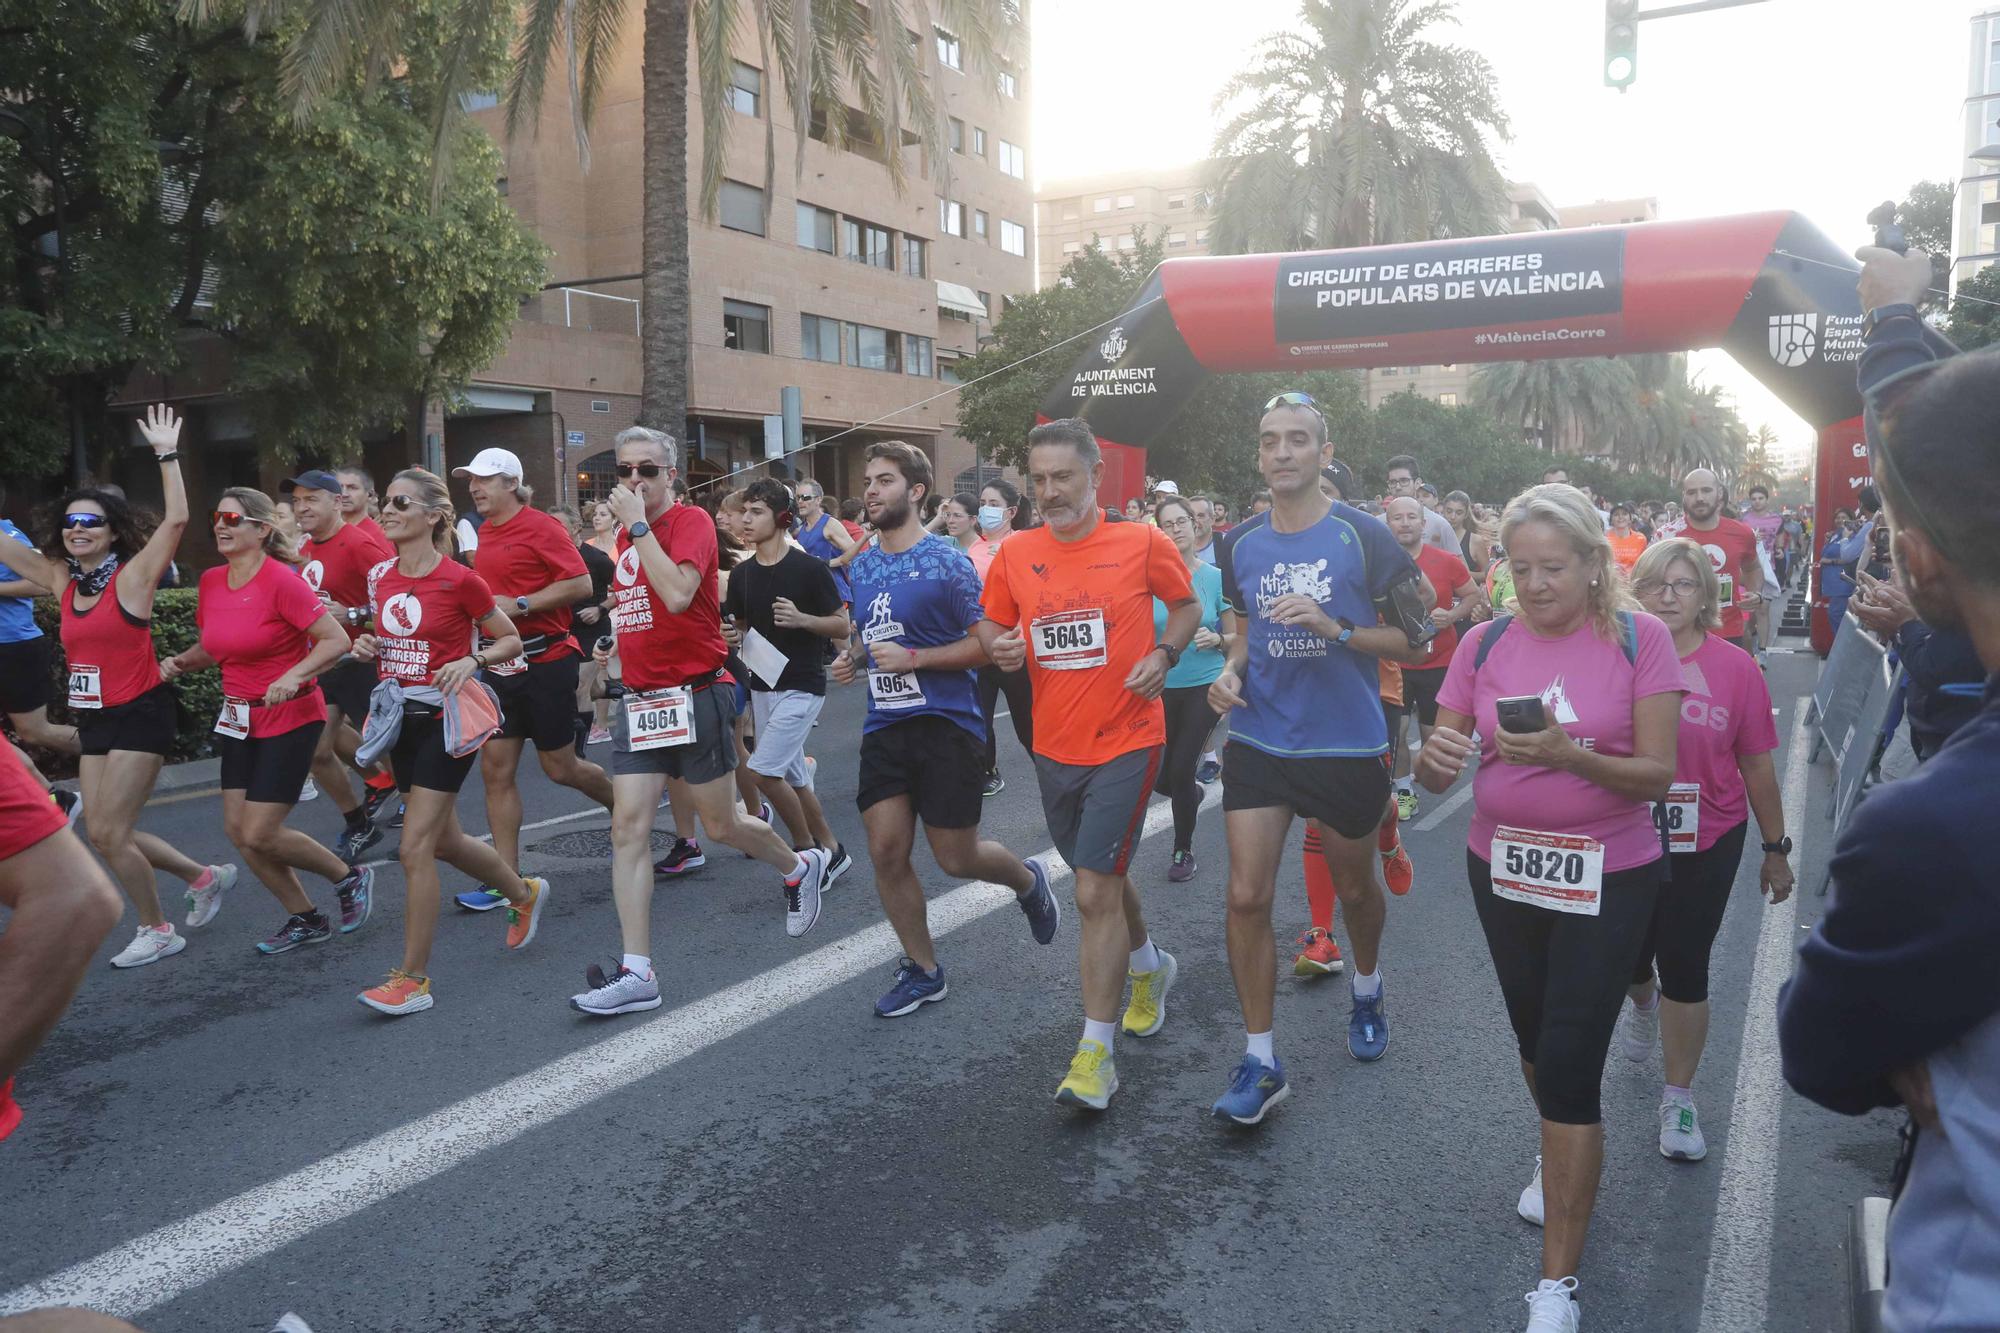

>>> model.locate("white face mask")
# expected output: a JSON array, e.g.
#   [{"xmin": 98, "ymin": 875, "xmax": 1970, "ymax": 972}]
[{"xmin": 978, "ymin": 504, "xmax": 1005, "ymax": 532}]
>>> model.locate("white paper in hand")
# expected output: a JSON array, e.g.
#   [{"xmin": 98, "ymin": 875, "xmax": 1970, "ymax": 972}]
[{"xmin": 740, "ymin": 627, "xmax": 790, "ymax": 688}]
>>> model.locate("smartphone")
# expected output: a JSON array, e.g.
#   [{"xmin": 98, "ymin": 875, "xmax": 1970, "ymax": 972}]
[{"xmin": 1495, "ymin": 695, "xmax": 1548, "ymax": 735}]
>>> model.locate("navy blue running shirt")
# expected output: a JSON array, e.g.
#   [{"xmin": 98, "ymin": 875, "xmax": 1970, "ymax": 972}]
[{"xmin": 848, "ymin": 534, "xmax": 987, "ymax": 739}]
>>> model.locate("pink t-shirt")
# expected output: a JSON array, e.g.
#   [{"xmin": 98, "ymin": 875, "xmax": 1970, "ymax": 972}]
[
  {"xmin": 1673, "ymin": 632, "xmax": 1778, "ymax": 850},
  {"xmin": 1437, "ymin": 611, "xmax": 1686, "ymax": 871},
  {"xmin": 966, "ymin": 530, "xmax": 1006, "ymax": 585}
]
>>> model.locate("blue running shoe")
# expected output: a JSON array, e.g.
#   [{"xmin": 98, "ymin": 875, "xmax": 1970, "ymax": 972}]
[
  {"xmin": 1211, "ymin": 1054, "xmax": 1289, "ymax": 1125},
  {"xmin": 454, "ymin": 887, "xmax": 508, "ymax": 912},
  {"xmin": 1349, "ymin": 983, "xmax": 1389, "ymax": 1062},
  {"xmin": 874, "ymin": 957, "xmax": 948, "ymax": 1017},
  {"xmin": 1196, "ymin": 758, "xmax": 1221, "ymax": 785},
  {"xmin": 1018, "ymin": 856, "xmax": 1060, "ymax": 945}
]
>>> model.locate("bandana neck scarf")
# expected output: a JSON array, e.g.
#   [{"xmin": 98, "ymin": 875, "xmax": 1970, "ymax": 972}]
[{"xmin": 68, "ymin": 553, "xmax": 119, "ymax": 598}]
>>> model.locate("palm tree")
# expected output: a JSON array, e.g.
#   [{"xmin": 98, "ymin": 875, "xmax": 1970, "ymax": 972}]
[
  {"xmin": 1471, "ymin": 358, "xmax": 1639, "ymax": 458},
  {"xmin": 1206, "ymin": 0, "xmax": 1510, "ymax": 254},
  {"xmin": 189, "ymin": 0, "xmax": 1021, "ymax": 430}
]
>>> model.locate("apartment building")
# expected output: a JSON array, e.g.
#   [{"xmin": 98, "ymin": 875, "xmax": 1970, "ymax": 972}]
[
  {"xmin": 1953, "ymin": 7, "xmax": 2000, "ymax": 292},
  {"xmin": 1033, "ymin": 163, "xmax": 1215, "ymax": 286}
]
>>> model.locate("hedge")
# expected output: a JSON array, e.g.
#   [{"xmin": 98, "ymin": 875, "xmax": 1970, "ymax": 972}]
[{"xmin": 25, "ymin": 589, "xmax": 223, "ymax": 769}]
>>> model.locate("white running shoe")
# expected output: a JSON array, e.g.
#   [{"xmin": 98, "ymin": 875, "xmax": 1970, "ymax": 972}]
[
  {"xmin": 299, "ymin": 777, "xmax": 319, "ymax": 802},
  {"xmin": 1660, "ymin": 1097, "xmax": 1707, "ymax": 1161},
  {"xmin": 1523, "ymin": 1276, "xmax": 1580, "ymax": 1332},
  {"xmin": 1617, "ymin": 997, "xmax": 1659, "ymax": 1064},
  {"xmin": 183, "ymin": 863, "xmax": 238, "ymax": 929},
  {"xmin": 111, "ymin": 924, "xmax": 187, "ymax": 968},
  {"xmin": 784, "ymin": 847, "xmax": 828, "ymax": 938},
  {"xmin": 1518, "ymin": 1154, "xmax": 1544, "ymax": 1226}
]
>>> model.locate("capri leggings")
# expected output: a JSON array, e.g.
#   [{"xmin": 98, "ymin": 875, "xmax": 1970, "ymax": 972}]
[
  {"xmin": 1153, "ymin": 683, "xmax": 1219, "ymax": 855},
  {"xmin": 976, "ymin": 663, "xmax": 1033, "ymax": 777},
  {"xmin": 1468, "ymin": 850, "xmax": 1665, "ymax": 1125},
  {"xmin": 1630, "ymin": 821, "xmax": 1749, "ymax": 1004}
]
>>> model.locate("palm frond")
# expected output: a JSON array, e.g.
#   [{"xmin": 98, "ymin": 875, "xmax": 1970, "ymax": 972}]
[{"xmin": 695, "ymin": 0, "xmax": 746, "ymax": 220}]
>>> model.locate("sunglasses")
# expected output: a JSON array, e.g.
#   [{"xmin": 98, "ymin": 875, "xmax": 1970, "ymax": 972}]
[
  {"xmin": 1264, "ymin": 391, "xmax": 1317, "ymax": 410},
  {"xmin": 61, "ymin": 513, "xmax": 108, "ymax": 531},
  {"xmin": 212, "ymin": 511, "xmax": 270, "ymax": 529},
  {"xmin": 384, "ymin": 494, "xmax": 435, "ymax": 512},
  {"xmin": 615, "ymin": 463, "xmax": 664, "ymax": 479}
]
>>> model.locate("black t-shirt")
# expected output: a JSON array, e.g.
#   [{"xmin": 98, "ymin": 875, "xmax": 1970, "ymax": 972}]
[
  {"xmin": 721, "ymin": 547, "xmax": 842, "ymax": 695},
  {"xmin": 571, "ymin": 540, "xmax": 615, "ymax": 642}
]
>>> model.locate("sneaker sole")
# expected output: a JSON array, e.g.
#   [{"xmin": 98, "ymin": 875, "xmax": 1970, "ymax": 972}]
[
  {"xmin": 507, "ymin": 880, "xmax": 550, "ymax": 951},
  {"xmin": 568, "ymin": 994, "xmax": 664, "ymax": 1016},
  {"xmin": 1214, "ymin": 1082, "xmax": 1290, "ymax": 1126},
  {"xmin": 358, "ymin": 991, "xmax": 433, "ymax": 1016},
  {"xmin": 1121, "ymin": 952, "xmax": 1178, "ymax": 1039},
  {"xmin": 257, "ymin": 931, "xmax": 333, "ymax": 956},
  {"xmin": 875, "ymin": 984, "xmax": 948, "ymax": 1018},
  {"xmin": 111, "ymin": 934, "xmax": 189, "ymax": 968},
  {"xmin": 1293, "ymin": 955, "xmax": 1345, "ymax": 977},
  {"xmin": 1661, "ymin": 1141, "xmax": 1707, "ymax": 1162},
  {"xmin": 655, "ymin": 856, "xmax": 706, "ymax": 877},
  {"xmin": 825, "ymin": 854, "xmax": 851, "ymax": 890},
  {"xmin": 1054, "ymin": 1074, "xmax": 1117, "ymax": 1112},
  {"xmin": 455, "ymin": 893, "xmax": 508, "ymax": 912}
]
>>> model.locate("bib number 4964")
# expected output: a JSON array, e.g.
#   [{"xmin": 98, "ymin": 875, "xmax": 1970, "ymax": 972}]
[{"xmin": 625, "ymin": 686, "xmax": 694, "ymax": 751}]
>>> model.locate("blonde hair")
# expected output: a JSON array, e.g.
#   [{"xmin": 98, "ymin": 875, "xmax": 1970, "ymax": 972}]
[
  {"xmin": 219, "ymin": 486, "xmax": 301, "ymax": 563},
  {"xmin": 1498, "ymin": 482, "xmax": 1637, "ymax": 641},
  {"xmin": 1630, "ymin": 537, "xmax": 1722, "ymax": 631},
  {"xmin": 390, "ymin": 468, "xmax": 458, "ymax": 555}
]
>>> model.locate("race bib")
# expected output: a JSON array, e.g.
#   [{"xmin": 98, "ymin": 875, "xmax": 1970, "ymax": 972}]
[
  {"xmin": 486, "ymin": 655, "xmax": 528, "ymax": 677},
  {"xmin": 1657, "ymin": 783, "xmax": 1701, "ymax": 853},
  {"xmin": 1490, "ymin": 826, "xmax": 1605, "ymax": 916},
  {"xmin": 67, "ymin": 664, "xmax": 103, "ymax": 710},
  {"xmin": 1717, "ymin": 572, "xmax": 1736, "ymax": 607},
  {"xmin": 868, "ymin": 670, "xmax": 926, "ymax": 711},
  {"xmin": 214, "ymin": 698, "xmax": 251, "ymax": 740},
  {"xmin": 625, "ymin": 686, "xmax": 694, "ymax": 751},
  {"xmin": 1029, "ymin": 609, "xmax": 1107, "ymax": 671}
]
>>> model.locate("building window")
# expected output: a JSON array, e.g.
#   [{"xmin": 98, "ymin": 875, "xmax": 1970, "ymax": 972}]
[
  {"xmin": 795, "ymin": 202, "xmax": 835, "ymax": 254},
  {"xmin": 1116, "ymin": 234, "xmax": 1136, "ymax": 250},
  {"xmin": 902, "ymin": 235, "xmax": 927, "ymax": 277},
  {"xmin": 998, "ymin": 140, "xmax": 1025, "ymax": 179},
  {"xmin": 1438, "ymin": 392, "xmax": 1458, "ymax": 406},
  {"xmin": 844, "ymin": 321, "xmax": 903, "ymax": 373},
  {"xmin": 845, "ymin": 217, "xmax": 893, "ymax": 268},
  {"xmin": 948, "ymin": 117, "xmax": 964, "ymax": 153},
  {"xmin": 998, "ymin": 66, "xmax": 1017, "ymax": 98},
  {"xmin": 939, "ymin": 198, "xmax": 964, "ymax": 237},
  {"xmin": 458, "ymin": 90, "xmax": 499, "ymax": 112},
  {"xmin": 973, "ymin": 209, "xmax": 989, "ymax": 240},
  {"xmin": 719, "ymin": 180, "xmax": 765, "ymax": 236},
  {"xmin": 1196, "ymin": 228, "xmax": 1211, "ymax": 244},
  {"xmin": 1062, "ymin": 240, "xmax": 1081, "ymax": 254},
  {"xmin": 940, "ymin": 306, "xmax": 973, "ymax": 324},
  {"xmin": 1167, "ymin": 232, "xmax": 1185, "ymax": 248},
  {"xmin": 495, "ymin": 176, "xmax": 509, "ymax": 197},
  {"xmin": 977, "ymin": 290, "xmax": 992, "ymax": 316},
  {"xmin": 723, "ymin": 299, "xmax": 770, "ymax": 353},
  {"xmin": 972, "ymin": 126, "xmax": 987, "ymax": 157},
  {"xmin": 906, "ymin": 335, "xmax": 933, "ymax": 378},
  {"xmin": 801, "ymin": 313, "xmax": 841, "ymax": 363},
  {"xmin": 1000, "ymin": 219, "xmax": 1026, "ymax": 256},
  {"xmin": 1116, "ymin": 194, "xmax": 1135, "ymax": 209},
  {"xmin": 728, "ymin": 62, "xmax": 761, "ymax": 116},
  {"xmin": 1167, "ymin": 195, "xmax": 1186, "ymax": 210},
  {"xmin": 937, "ymin": 354, "xmax": 964, "ymax": 384},
  {"xmin": 1093, "ymin": 197, "xmax": 1112, "ymax": 214},
  {"xmin": 1062, "ymin": 203, "xmax": 1079, "ymax": 221},
  {"xmin": 935, "ymin": 27, "xmax": 961, "ymax": 70}
]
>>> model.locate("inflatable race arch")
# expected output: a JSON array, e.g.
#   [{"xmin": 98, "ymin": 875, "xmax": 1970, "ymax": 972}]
[{"xmin": 1038, "ymin": 210, "xmax": 1932, "ymax": 653}]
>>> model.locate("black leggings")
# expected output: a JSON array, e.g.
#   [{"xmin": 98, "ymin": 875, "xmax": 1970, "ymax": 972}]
[
  {"xmin": 1631, "ymin": 821, "xmax": 1749, "ymax": 1004},
  {"xmin": 1154, "ymin": 684, "xmax": 1220, "ymax": 854},
  {"xmin": 1469, "ymin": 850, "xmax": 1665, "ymax": 1125},
  {"xmin": 977, "ymin": 664, "xmax": 1033, "ymax": 777}
]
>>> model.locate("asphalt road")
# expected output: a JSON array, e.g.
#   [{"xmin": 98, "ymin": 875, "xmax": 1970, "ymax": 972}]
[{"xmin": 0, "ymin": 648, "xmax": 1901, "ymax": 1332}]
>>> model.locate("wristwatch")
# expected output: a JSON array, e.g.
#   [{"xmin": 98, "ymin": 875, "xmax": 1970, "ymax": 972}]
[
  {"xmin": 1862, "ymin": 302, "xmax": 1920, "ymax": 338},
  {"xmin": 344, "ymin": 606, "xmax": 361, "ymax": 625},
  {"xmin": 1761, "ymin": 836, "xmax": 1793, "ymax": 856},
  {"xmin": 1154, "ymin": 642, "xmax": 1182, "ymax": 668},
  {"xmin": 627, "ymin": 520, "xmax": 650, "ymax": 542},
  {"xmin": 515, "ymin": 595, "xmax": 531, "ymax": 613},
  {"xmin": 1334, "ymin": 617, "xmax": 1356, "ymax": 646}
]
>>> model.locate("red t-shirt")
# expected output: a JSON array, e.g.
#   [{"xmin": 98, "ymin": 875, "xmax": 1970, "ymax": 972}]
[
  {"xmin": 351, "ymin": 516, "xmax": 390, "ymax": 546},
  {"xmin": 197, "ymin": 559, "xmax": 329, "ymax": 737},
  {"xmin": 301, "ymin": 521, "xmax": 394, "ymax": 612},
  {"xmin": 610, "ymin": 507, "xmax": 727, "ymax": 690},
  {"xmin": 1412, "ymin": 543, "xmax": 1473, "ymax": 671},
  {"xmin": 61, "ymin": 581, "xmax": 160, "ymax": 711},
  {"xmin": 0, "ymin": 741, "xmax": 63, "ymax": 863},
  {"xmin": 1684, "ymin": 517, "xmax": 1760, "ymax": 638},
  {"xmin": 470, "ymin": 505, "xmax": 586, "ymax": 662},
  {"xmin": 367, "ymin": 557, "xmax": 496, "ymax": 688}
]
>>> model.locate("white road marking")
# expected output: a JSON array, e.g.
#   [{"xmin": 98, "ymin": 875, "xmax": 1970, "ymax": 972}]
[
  {"xmin": 1697, "ymin": 695, "xmax": 1812, "ymax": 1333},
  {"xmin": 0, "ymin": 788, "xmax": 1219, "ymax": 1320},
  {"xmin": 1412, "ymin": 779, "xmax": 1476, "ymax": 832}
]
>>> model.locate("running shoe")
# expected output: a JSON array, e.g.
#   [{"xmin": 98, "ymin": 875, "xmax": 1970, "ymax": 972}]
[
  {"xmin": 272, "ymin": 1314, "xmax": 317, "ymax": 1333},
  {"xmin": 358, "ymin": 969, "xmax": 431, "ymax": 1016},
  {"xmin": 824, "ymin": 842, "xmax": 852, "ymax": 891},
  {"xmin": 875, "ymin": 957, "xmax": 948, "ymax": 1017},
  {"xmin": 654, "ymin": 837, "xmax": 705, "ymax": 877},
  {"xmin": 505, "ymin": 877, "xmax": 550, "ymax": 950},
  {"xmin": 333, "ymin": 821, "xmax": 382, "ymax": 864},
  {"xmin": 1523, "ymin": 1277, "xmax": 1580, "ymax": 1332},
  {"xmin": 1017, "ymin": 856, "xmax": 1060, "ymax": 945},
  {"xmin": 1292, "ymin": 928, "xmax": 1344, "ymax": 977},
  {"xmin": 658, "ymin": 786, "xmax": 673, "ymax": 809},
  {"xmin": 110, "ymin": 924, "xmax": 186, "ymax": 968},
  {"xmin": 1348, "ymin": 983, "xmax": 1389, "ymax": 1061},
  {"xmin": 570, "ymin": 963, "xmax": 661, "ymax": 1016},
  {"xmin": 454, "ymin": 887, "xmax": 508, "ymax": 912},
  {"xmin": 256, "ymin": 912, "xmax": 332, "ymax": 955},
  {"xmin": 299, "ymin": 777, "xmax": 319, "ymax": 802},
  {"xmin": 1120, "ymin": 949, "xmax": 1178, "ymax": 1038},
  {"xmin": 981, "ymin": 771, "xmax": 1005, "ymax": 798},
  {"xmin": 1618, "ymin": 996, "xmax": 1660, "ymax": 1064},
  {"xmin": 336, "ymin": 865, "xmax": 375, "ymax": 934},
  {"xmin": 0, "ymin": 1077, "xmax": 19, "ymax": 1143},
  {"xmin": 1659, "ymin": 1098, "xmax": 1707, "ymax": 1161},
  {"xmin": 586, "ymin": 725, "xmax": 611, "ymax": 746},
  {"xmin": 1381, "ymin": 841, "xmax": 1414, "ymax": 896},
  {"xmin": 1053, "ymin": 1039, "xmax": 1117, "ymax": 1111},
  {"xmin": 1518, "ymin": 1154, "xmax": 1544, "ymax": 1226},
  {"xmin": 1167, "ymin": 849, "xmax": 1196, "ymax": 883},
  {"xmin": 183, "ymin": 863, "xmax": 237, "ymax": 929},
  {"xmin": 1211, "ymin": 1054, "xmax": 1290, "ymax": 1125},
  {"xmin": 1395, "ymin": 789, "xmax": 1419, "ymax": 822},
  {"xmin": 1196, "ymin": 758, "xmax": 1222, "ymax": 785},
  {"xmin": 389, "ymin": 801, "xmax": 405, "ymax": 829},
  {"xmin": 51, "ymin": 787, "xmax": 81, "ymax": 827},
  {"xmin": 783, "ymin": 848, "xmax": 827, "ymax": 938},
  {"xmin": 363, "ymin": 785, "xmax": 397, "ymax": 827}
]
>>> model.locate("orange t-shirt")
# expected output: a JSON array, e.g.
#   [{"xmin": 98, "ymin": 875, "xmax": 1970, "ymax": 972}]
[
  {"xmin": 981, "ymin": 513, "xmax": 1195, "ymax": 766},
  {"xmin": 1608, "ymin": 528, "xmax": 1648, "ymax": 574}
]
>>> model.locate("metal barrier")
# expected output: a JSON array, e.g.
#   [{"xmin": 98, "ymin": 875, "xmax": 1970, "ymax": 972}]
[{"xmin": 1808, "ymin": 613, "xmax": 1884, "ymax": 765}]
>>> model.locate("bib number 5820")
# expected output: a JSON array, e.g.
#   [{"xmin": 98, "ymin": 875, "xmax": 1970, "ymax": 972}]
[{"xmin": 1501, "ymin": 842, "xmax": 1588, "ymax": 885}]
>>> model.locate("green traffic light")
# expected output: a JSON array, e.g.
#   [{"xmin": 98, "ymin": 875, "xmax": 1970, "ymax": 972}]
[{"xmin": 1604, "ymin": 1, "xmax": 1638, "ymax": 88}]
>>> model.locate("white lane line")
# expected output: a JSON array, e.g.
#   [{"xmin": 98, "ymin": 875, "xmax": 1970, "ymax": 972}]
[
  {"xmin": 0, "ymin": 787, "xmax": 1219, "ymax": 1320},
  {"xmin": 1412, "ymin": 779, "xmax": 1476, "ymax": 832},
  {"xmin": 1697, "ymin": 695, "xmax": 1812, "ymax": 1333}
]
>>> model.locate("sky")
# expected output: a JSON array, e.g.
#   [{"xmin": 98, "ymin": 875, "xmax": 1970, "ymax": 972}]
[{"xmin": 1029, "ymin": 0, "xmax": 1984, "ymax": 463}]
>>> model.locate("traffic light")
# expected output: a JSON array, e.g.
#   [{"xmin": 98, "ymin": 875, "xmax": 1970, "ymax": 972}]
[{"xmin": 1604, "ymin": 0, "xmax": 1639, "ymax": 88}]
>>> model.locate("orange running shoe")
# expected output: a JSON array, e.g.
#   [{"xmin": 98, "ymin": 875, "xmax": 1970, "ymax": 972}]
[
  {"xmin": 1292, "ymin": 928, "xmax": 1345, "ymax": 977},
  {"xmin": 505, "ymin": 877, "xmax": 550, "ymax": 951},
  {"xmin": 358, "ymin": 969, "xmax": 432, "ymax": 1016},
  {"xmin": 1382, "ymin": 841, "xmax": 1414, "ymax": 896}
]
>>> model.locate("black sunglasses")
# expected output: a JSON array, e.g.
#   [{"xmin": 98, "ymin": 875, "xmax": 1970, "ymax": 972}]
[
  {"xmin": 62, "ymin": 513, "xmax": 108, "ymax": 530},
  {"xmin": 616, "ymin": 462, "xmax": 664, "ymax": 479},
  {"xmin": 384, "ymin": 494, "xmax": 434, "ymax": 512}
]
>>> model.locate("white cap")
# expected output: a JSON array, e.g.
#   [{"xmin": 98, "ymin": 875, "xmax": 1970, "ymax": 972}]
[
  {"xmin": 452, "ymin": 448, "xmax": 524, "ymax": 480},
  {"xmin": 1152, "ymin": 479, "xmax": 1180, "ymax": 495}
]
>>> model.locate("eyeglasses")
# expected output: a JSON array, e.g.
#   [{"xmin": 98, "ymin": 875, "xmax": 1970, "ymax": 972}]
[
  {"xmin": 616, "ymin": 462, "xmax": 665, "ymax": 480},
  {"xmin": 384, "ymin": 494, "xmax": 434, "ymax": 512},
  {"xmin": 61, "ymin": 513, "xmax": 107, "ymax": 530},
  {"xmin": 211, "ymin": 511, "xmax": 270, "ymax": 529},
  {"xmin": 1637, "ymin": 578, "xmax": 1701, "ymax": 599}
]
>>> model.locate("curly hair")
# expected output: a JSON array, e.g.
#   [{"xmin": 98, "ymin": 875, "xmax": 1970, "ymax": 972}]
[{"xmin": 48, "ymin": 488, "xmax": 151, "ymax": 563}]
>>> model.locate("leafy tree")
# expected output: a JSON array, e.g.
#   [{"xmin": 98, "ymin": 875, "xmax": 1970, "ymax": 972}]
[
  {"xmin": 1206, "ymin": 0, "xmax": 1509, "ymax": 255},
  {"xmin": 1945, "ymin": 264, "xmax": 2000, "ymax": 352}
]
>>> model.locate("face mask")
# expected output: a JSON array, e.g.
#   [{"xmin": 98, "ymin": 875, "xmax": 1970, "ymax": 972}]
[{"xmin": 978, "ymin": 505, "xmax": 1005, "ymax": 531}]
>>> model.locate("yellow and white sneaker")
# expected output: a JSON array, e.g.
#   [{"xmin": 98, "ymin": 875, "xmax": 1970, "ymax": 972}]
[
  {"xmin": 1120, "ymin": 949, "xmax": 1178, "ymax": 1038},
  {"xmin": 1053, "ymin": 1039, "xmax": 1118, "ymax": 1111}
]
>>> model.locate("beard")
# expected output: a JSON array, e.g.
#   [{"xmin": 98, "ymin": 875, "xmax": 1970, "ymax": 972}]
[{"xmin": 872, "ymin": 496, "xmax": 912, "ymax": 530}]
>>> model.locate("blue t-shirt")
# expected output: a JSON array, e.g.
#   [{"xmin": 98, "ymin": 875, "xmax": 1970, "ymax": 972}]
[
  {"xmin": 798, "ymin": 512, "xmax": 851, "ymax": 603},
  {"xmin": 1217, "ymin": 504, "xmax": 1418, "ymax": 758},
  {"xmin": 1154, "ymin": 559, "xmax": 1225, "ymax": 689},
  {"xmin": 849, "ymin": 533, "xmax": 986, "ymax": 740},
  {"xmin": 0, "ymin": 519, "xmax": 44, "ymax": 643}
]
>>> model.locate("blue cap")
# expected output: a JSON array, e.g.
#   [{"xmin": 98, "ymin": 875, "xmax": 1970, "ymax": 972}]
[{"xmin": 283, "ymin": 470, "xmax": 342, "ymax": 495}]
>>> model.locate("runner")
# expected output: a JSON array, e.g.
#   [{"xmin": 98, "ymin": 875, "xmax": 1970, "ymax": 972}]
[
  {"xmin": 977, "ymin": 419, "xmax": 1198, "ymax": 1111},
  {"xmin": 0, "ymin": 406, "xmax": 234, "ymax": 968},
  {"xmin": 1415, "ymin": 483, "xmax": 1682, "ymax": 1332},
  {"xmin": 1384, "ymin": 496, "xmax": 1480, "ymax": 820},
  {"xmin": 1149, "ymin": 493, "xmax": 1232, "ymax": 882},
  {"xmin": 335, "ymin": 466, "xmax": 389, "ymax": 544},
  {"xmin": 795, "ymin": 479, "xmax": 859, "ymax": 605},
  {"xmin": 1443, "ymin": 489, "xmax": 1488, "ymax": 580},
  {"xmin": 1384, "ymin": 453, "xmax": 1461, "ymax": 551},
  {"xmin": 1741, "ymin": 484, "xmax": 1784, "ymax": 655},
  {"xmin": 1606, "ymin": 503, "xmax": 1648, "ymax": 575},
  {"xmin": 161, "ymin": 488, "xmax": 377, "ymax": 952},
  {"xmin": 586, "ymin": 500, "xmax": 621, "ymax": 558},
  {"xmin": 347, "ymin": 468, "xmax": 549, "ymax": 1016},
  {"xmin": 1677, "ymin": 468, "xmax": 1763, "ymax": 652},
  {"xmin": 0, "ymin": 482, "xmax": 80, "ymax": 809},
  {"xmin": 449, "ymin": 450, "xmax": 613, "ymax": 911},
  {"xmin": 568, "ymin": 427, "xmax": 829, "ymax": 1018},
  {"xmin": 972, "ymin": 479, "xmax": 1032, "ymax": 797},
  {"xmin": 1615, "ymin": 539, "xmax": 1792, "ymax": 1160},
  {"xmin": 722, "ymin": 478, "xmax": 851, "ymax": 883},
  {"xmin": 832, "ymin": 442, "xmax": 1058, "ymax": 1017},
  {"xmin": 1205, "ymin": 395, "xmax": 1429, "ymax": 1124}
]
